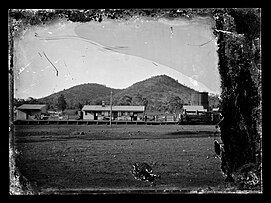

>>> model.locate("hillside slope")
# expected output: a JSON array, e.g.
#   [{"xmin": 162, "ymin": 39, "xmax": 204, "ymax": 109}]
[
  {"xmin": 36, "ymin": 74, "xmax": 219, "ymax": 111},
  {"xmin": 112, "ymin": 75, "xmax": 197, "ymax": 111},
  {"xmin": 38, "ymin": 83, "xmax": 122, "ymax": 109}
]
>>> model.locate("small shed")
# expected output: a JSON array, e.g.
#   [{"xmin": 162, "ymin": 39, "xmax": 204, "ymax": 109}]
[{"xmin": 16, "ymin": 104, "xmax": 47, "ymax": 120}]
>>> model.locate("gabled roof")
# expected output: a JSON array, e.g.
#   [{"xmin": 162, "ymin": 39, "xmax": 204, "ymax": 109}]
[
  {"xmin": 17, "ymin": 104, "xmax": 47, "ymax": 110},
  {"xmin": 183, "ymin": 105, "xmax": 205, "ymax": 111},
  {"xmin": 82, "ymin": 105, "xmax": 145, "ymax": 112}
]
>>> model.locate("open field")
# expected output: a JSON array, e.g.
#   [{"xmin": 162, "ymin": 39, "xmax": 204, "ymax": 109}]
[{"xmin": 14, "ymin": 124, "xmax": 229, "ymax": 194}]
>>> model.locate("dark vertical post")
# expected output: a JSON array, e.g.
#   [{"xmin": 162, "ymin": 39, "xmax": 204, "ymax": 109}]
[
  {"xmin": 110, "ymin": 90, "xmax": 112, "ymax": 127},
  {"xmin": 8, "ymin": 21, "xmax": 14, "ymax": 151}
]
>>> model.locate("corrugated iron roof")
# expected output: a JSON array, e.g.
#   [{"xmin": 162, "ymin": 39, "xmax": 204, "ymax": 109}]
[
  {"xmin": 82, "ymin": 105, "xmax": 145, "ymax": 112},
  {"xmin": 183, "ymin": 105, "xmax": 205, "ymax": 111},
  {"xmin": 17, "ymin": 104, "xmax": 47, "ymax": 110}
]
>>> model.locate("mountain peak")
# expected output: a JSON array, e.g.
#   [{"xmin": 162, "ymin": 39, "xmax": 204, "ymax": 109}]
[
  {"xmin": 34, "ymin": 74, "xmax": 218, "ymax": 111},
  {"xmin": 130, "ymin": 74, "xmax": 196, "ymax": 92}
]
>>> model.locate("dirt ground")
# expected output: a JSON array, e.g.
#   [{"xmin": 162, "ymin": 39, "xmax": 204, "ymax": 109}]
[{"xmin": 13, "ymin": 124, "xmax": 232, "ymax": 194}]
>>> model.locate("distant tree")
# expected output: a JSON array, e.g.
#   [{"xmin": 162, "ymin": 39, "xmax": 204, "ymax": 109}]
[
  {"xmin": 119, "ymin": 95, "xmax": 132, "ymax": 106},
  {"xmin": 158, "ymin": 103, "xmax": 168, "ymax": 112},
  {"xmin": 168, "ymin": 95, "xmax": 183, "ymax": 113},
  {"xmin": 57, "ymin": 94, "xmax": 67, "ymax": 111},
  {"xmin": 93, "ymin": 98, "xmax": 103, "ymax": 105},
  {"xmin": 77, "ymin": 102, "xmax": 83, "ymax": 109},
  {"xmin": 68, "ymin": 100, "xmax": 74, "ymax": 109},
  {"xmin": 145, "ymin": 99, "xmax": 154, "ymax": 111},
  {"xmin": 142, "ymin": 97, "xmax": 148, "ymax": 110},
  {"xmin": 13, "ymin": 98, "xmax": 25, "ymax": 107},
  {"xmin": 25, "ymin": 97, "xmax": 39, "ymax": 104},
  {"xmin": 47, "ymin": 103, "xmax": 55, "ymax": 111},
  {"xmin": 132, "ymin": 93, "xmax": 143, "ymax": 105},
  {"xmin": 83, "ymin": 99, "xmax": 89, "ymax": 105},
  {"xmin": 208, "ymin": 94, "xmax": 220, "ymax": 109}
]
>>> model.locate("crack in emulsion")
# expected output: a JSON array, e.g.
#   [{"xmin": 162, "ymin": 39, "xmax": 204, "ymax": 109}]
[
  {"xmin": 42, "ymin": 51, "xmax": 59, "ymax": 77},
  {"xmin": 34, "ymin": 33, "xmax": 128, "ymax": 54}
]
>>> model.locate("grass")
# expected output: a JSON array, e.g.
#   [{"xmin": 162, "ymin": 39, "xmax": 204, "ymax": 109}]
[{"xmin": 13, "ymin": 124, "xmax": 232, "ymax": 194}]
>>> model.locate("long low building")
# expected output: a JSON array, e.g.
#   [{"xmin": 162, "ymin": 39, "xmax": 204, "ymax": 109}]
[
  {"xmin": 16, "ymin": 104, "xmax": 47, "ymax": 120},
  {"xmin": 182, "ymin": 105, "xmax": 207, "ymax": 115},
  {"xmin": 82, "ymin": 105, "xmax": 145, "ymax": 121}
]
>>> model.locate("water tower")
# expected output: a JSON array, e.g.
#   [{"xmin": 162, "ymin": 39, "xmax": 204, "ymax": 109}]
[{"xmin": 191, "ymin": 92, "xmax": 209, "ymax": 110}]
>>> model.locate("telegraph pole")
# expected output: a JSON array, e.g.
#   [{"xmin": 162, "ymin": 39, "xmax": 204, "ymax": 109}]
[{"xmin": 110, "ymin": 90, "xmax": 112, "ymax": 127}]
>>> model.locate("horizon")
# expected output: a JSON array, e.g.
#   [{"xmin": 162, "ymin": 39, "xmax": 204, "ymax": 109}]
[
  {"xmin": 14, "ymin": 15, "xmax": 220, "ymax": 99},
  {"xmin": 16, "ymin": 74, "xmax": 220, "ymax": 101}
]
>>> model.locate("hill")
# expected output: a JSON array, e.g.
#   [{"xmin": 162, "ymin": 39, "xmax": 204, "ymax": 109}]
[
  {"xmin": 112, "ymin": 75, "xmax": 197, "ymax": 112},
  {"xmin": 27, "ymin": 74, "xmax": 219, "ymax": 112},
  {"xmin": 38, "ymin": 83, "xmax": 122, "ymax": 109}
]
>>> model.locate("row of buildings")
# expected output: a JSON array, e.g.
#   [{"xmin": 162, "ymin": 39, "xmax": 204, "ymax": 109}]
[
  {"xmin": 15, "ymin": 103, "xmax": 146, "ymax": 121},
  {"xmin": 15, "ymin": 92, "xmax": 217, "ymax": 122}
]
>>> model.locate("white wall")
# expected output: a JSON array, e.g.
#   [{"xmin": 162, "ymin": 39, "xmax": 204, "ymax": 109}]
[
  {"xmin": 40, "ymin": 106, "xmax": 47, "ymax": 114},
  {"xmin": 83, "ymin": 111, "xmax": 94, "ymax": 120},
  {"xmin": 17, "ymin": 110, "xmax": 27, "ymax": 120}
]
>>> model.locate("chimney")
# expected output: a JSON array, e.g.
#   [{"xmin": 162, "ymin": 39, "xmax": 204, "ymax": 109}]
[{"xmin": 102, "ymin": 101, "xmax": 105, "ymax": 107}]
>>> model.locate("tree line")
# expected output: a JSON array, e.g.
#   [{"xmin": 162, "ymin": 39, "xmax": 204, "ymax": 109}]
[{"xmin": 14, "ymin": 92, "xmax": 220, "ymax": 114}]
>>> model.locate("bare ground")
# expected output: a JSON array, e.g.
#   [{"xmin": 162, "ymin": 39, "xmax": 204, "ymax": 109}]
[{"xmin": 13, "ymin": 124, "xmax": 234, "ymax": 194}]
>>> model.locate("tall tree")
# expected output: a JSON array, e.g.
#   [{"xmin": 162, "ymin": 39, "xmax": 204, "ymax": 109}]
[
  {"xmin": 77, "ymin": 102, "xmax": 83, "ymax": 110},
  {"xmin": 57, "ymin": 94, "xmax": 67, "ymax": 111},
  {"xmin": 142, "ymin": 97, "xmax": 148, "ymax": 110},
  {"xmin": 213, "ymin": 8, "xmax": 261, "ymax": 188}
]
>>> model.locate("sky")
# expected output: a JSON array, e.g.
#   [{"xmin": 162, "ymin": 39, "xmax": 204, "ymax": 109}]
[{"xmin": 14, "ymin": 15, "xmax": 220, "ymax": 99}]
